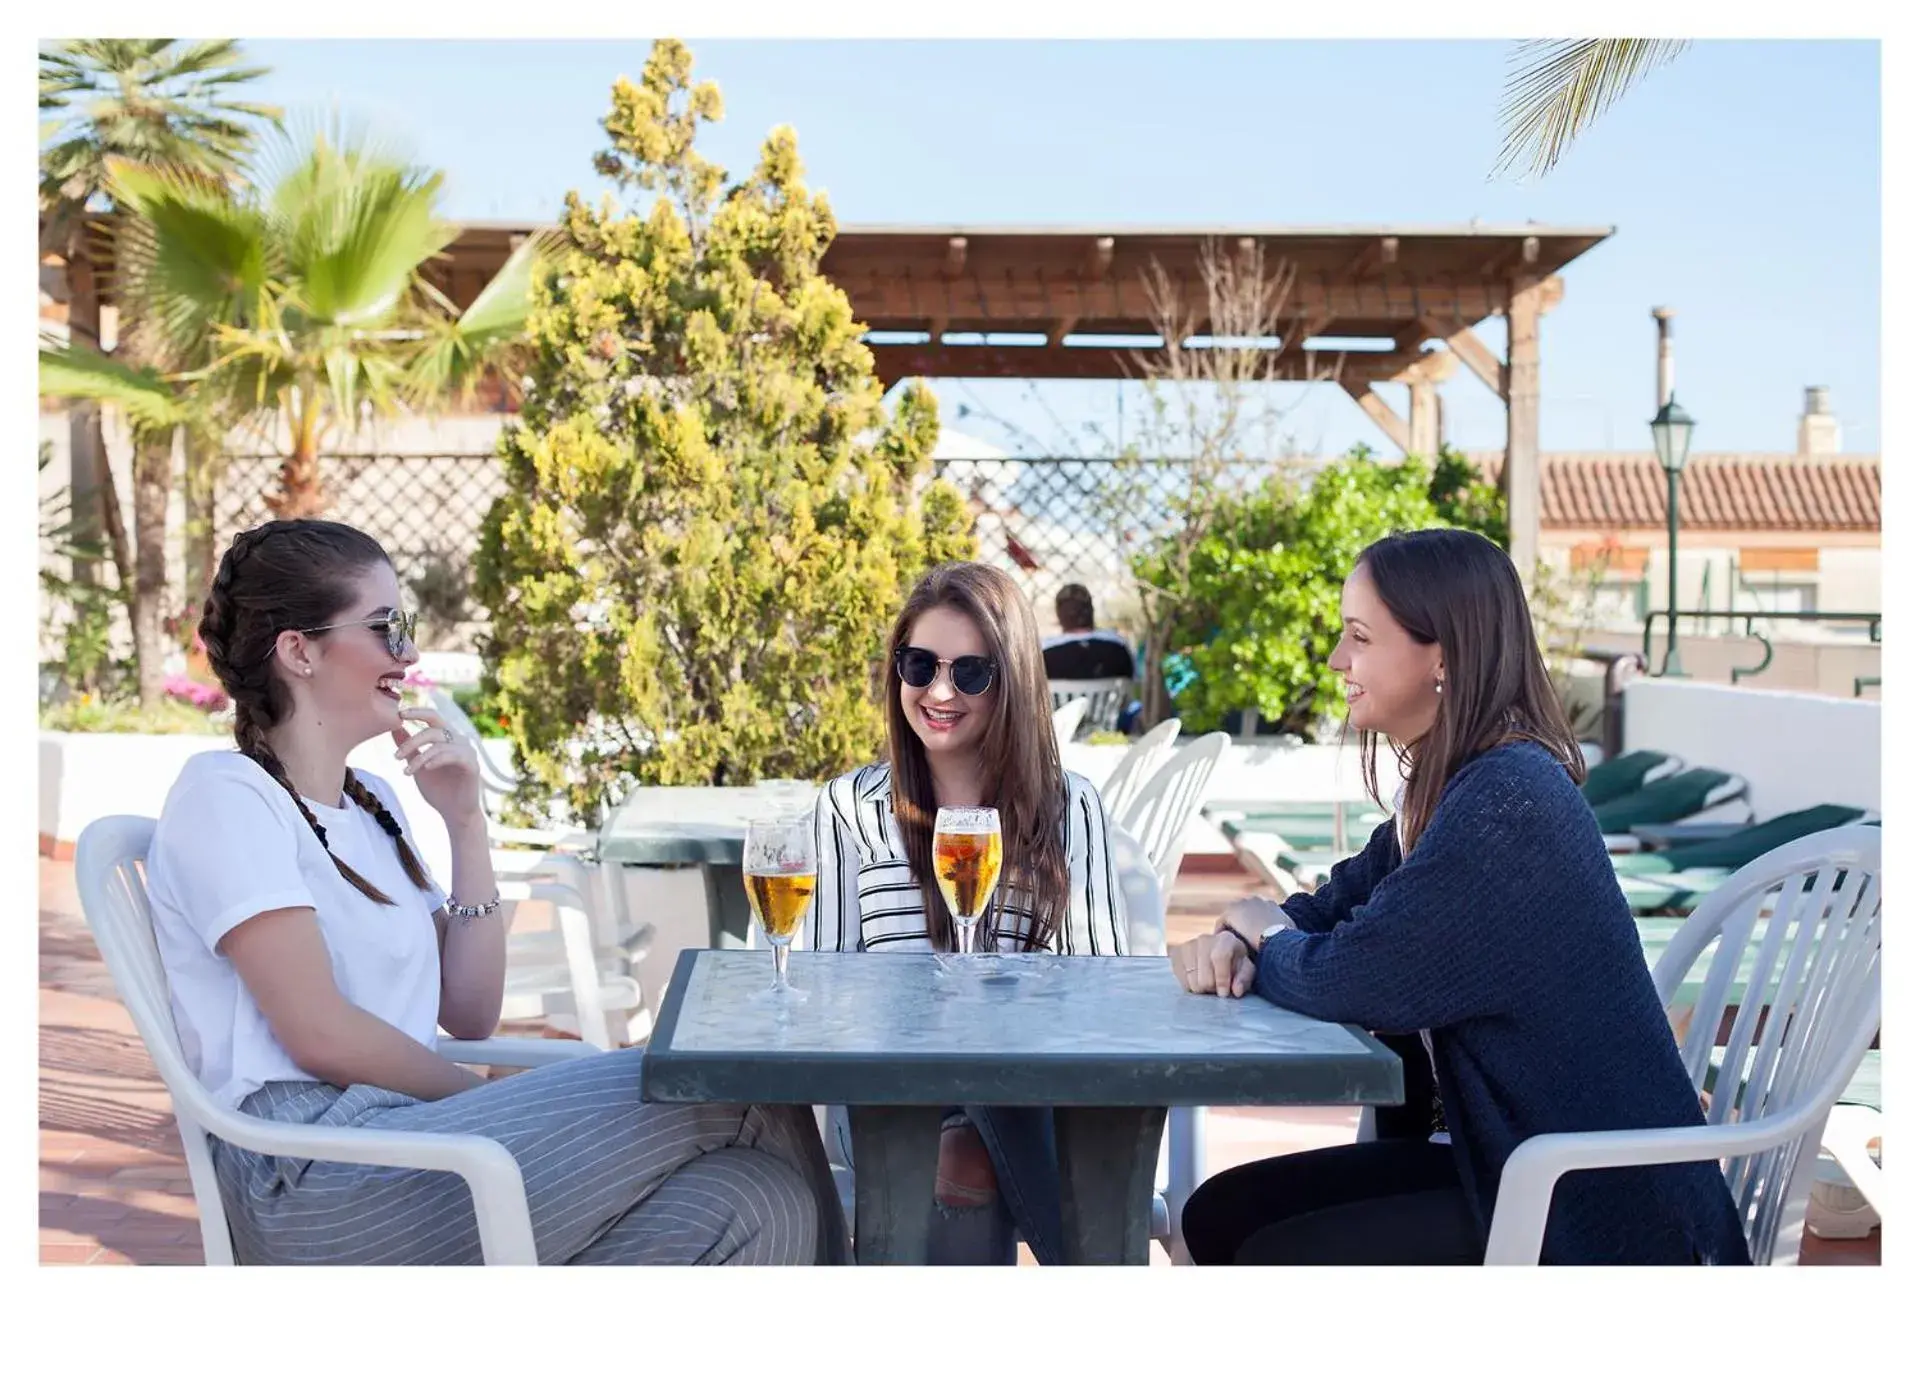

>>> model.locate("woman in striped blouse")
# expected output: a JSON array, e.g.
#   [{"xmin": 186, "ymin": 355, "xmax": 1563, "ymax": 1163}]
[{"xmin": 804, "ymin": 561, "xmax": 1128, "ymax": 1263}]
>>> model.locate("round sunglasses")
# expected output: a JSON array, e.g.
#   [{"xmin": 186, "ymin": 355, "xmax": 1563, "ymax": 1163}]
[
  {"xmin": 894, "ymin": 645, "xmax": 997, "ymax": 697},
  {"xmin": 298, "ymin": 609, "xmax": 419, "ymax": 661}
]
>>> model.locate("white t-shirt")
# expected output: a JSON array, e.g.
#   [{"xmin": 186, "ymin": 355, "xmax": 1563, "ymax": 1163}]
[{"xmin": 145, "ymin": 751, "xmax": 448, "ymax": 1108}]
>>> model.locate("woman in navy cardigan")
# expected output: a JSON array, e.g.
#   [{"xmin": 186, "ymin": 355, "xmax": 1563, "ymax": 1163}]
[{"xmin": 1171, "ymin": 528, "xmax": 1750, "ymax": 1266}]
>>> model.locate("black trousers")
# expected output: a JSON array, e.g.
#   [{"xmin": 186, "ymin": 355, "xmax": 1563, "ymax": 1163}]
[{"xmin": 1183, "ymin": 1031, "xmax": 1484, "ymax": 1266}]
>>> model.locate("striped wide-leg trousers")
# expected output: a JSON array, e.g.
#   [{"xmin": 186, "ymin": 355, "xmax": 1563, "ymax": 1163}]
[{"xmin": 211, "ymin": 1045, "xmax": 844, "ymax": 1265}]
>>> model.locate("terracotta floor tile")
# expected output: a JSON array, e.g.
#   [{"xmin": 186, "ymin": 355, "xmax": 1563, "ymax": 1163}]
[{"xmin": 39, "ymin": 853, "xmax": 1876, "ymax": 1267}]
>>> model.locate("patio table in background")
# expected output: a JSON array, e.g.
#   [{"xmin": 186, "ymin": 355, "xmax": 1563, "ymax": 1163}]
[{"xmin": 596, "ymin": 783, "xmax": 812, "ymax": 949}]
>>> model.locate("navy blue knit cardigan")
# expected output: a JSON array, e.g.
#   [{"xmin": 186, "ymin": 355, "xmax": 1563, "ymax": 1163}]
[{"xmin": 1254, "ymin": 740, "xmax": 1751, "ymax": 1265}]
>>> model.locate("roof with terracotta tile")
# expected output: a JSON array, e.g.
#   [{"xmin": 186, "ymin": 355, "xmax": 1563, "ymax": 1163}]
[{"xmin": 1467, "ymin": 452, "xmax": 1881, "ymax": 533}]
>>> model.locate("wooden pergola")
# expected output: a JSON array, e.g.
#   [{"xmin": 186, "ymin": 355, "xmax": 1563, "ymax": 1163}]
[
  {"xmin": 441, "ymin": 221, "xmax": 1612, "ymax": 570},
  {"xmin": 70, "ymin": 218, "xmax": 1613, "ymax": 571}
]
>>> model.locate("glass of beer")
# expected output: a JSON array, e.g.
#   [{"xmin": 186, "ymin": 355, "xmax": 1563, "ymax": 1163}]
[
  {"xmin": 743, "ymin": 815, "xmax": 816, "ymax": 1001},
  {"xmin": 933, "ymin": 806, "xmax": 1003, "ymax": 956}
]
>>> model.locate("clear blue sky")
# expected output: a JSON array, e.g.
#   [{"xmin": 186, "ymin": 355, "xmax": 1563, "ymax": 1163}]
[{"xmin": 241, "ymin": 37, "xmax": 1881, "ymax": 458}]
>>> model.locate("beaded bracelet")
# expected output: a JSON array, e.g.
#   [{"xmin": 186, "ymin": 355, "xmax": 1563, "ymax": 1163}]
[{"xmin": 445, "ymin": 894, "xmax": 502, "ymax": 920}]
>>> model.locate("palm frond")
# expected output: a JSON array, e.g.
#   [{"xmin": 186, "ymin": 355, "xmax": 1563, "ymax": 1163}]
[
  {"xmin": 403, "ymin": 229, "xmax": 559, "ymax": 406},
  {"xmin": 38, "ymin": 37, "xmax": 277, "ymax": 203},
  {"xmin": 105, "ymin": 157, "xmax": 276, "ymax": 362},
  {"xmin": 1494, "ymin": 38, "xmax": 1691, "ymax": 180},
  {"xmin": 39, "ymin": 344, "xmax": 189, "ymax": 435}
]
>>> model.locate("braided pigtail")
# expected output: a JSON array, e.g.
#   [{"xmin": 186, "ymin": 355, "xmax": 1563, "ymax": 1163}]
[{"xmin": 342, "ymin": 771, "xmax": 433, "ymax": 893}]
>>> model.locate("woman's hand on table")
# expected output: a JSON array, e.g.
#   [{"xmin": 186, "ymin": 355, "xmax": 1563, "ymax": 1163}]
[{"xmin": 1169, "ymin": 930, "xmax": 1255, "ymax": 999}]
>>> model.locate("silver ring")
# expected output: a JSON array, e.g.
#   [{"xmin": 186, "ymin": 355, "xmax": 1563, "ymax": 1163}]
[{"xmin": 442, "ymin": 727, "xmax": 453, "ymax": 744}]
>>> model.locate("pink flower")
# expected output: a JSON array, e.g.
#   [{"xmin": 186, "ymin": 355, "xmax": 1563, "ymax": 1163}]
[{"xmin": 163, "ymin": 673, "xmax": 229, "ymax": 712}]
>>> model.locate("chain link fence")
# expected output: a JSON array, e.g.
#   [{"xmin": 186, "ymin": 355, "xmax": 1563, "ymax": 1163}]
[
  {"xmin": 218, "ymin": 453, "xmax": 506, "ymax": 652},
  {"xmin": 214, "ymin": 450, "xmax": 1276, "ymax": 653}
]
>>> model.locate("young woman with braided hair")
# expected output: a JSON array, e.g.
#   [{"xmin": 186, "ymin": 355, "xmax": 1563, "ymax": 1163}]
[{"xmin": 145, "ymin": 519, "xmax": 841, "ymax": 1265}]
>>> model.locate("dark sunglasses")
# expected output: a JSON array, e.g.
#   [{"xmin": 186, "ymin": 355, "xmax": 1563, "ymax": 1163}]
[
  {"xmin": 894, "ymin": 645, "xmax": 997, "ymax": 696},
  {"xmin": 300, "ymin": 609, "xmax": 419, "ymax": 661}
]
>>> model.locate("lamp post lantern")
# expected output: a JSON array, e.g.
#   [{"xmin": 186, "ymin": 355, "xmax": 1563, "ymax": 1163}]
[{"xmin": 1650, "ymin": 397, "xmax": 1696, "ymax": 677}]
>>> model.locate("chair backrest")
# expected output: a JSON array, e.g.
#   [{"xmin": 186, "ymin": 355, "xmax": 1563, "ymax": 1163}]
[
  {"xmin": 428, "ymin": 687, "xmax": 518, "ymax": 798},
  {"xmin": 1048, "ymin": 678, "xmax": 1129, "ymax": 733},
  {"xmin": 1652, "ymin": 825, "xmax": 1881, "ymax": 1265},
  {"xmin": 1108, "ymin": 821, "xmax": 1167, "ymax": 957},
  {"xmin": 1100, "ymin": 718, "xmax": 1181, "ymax": 822},
  {"xmin": 1117, "ymin": 732, "xmax": 1230, "ymax": 898},
  {"xmin": 1050, "ymin": 697, "xmax": 1089, "ymax": 745},
  {"xmin": 73, "ymin": 816, "xmax": 238, "ymax": 1265}
]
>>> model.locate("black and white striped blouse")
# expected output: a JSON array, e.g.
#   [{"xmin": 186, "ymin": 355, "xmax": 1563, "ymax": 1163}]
[{"xmin": 802, "ymin": 762, "xmax": 1128, "ymax": 955}]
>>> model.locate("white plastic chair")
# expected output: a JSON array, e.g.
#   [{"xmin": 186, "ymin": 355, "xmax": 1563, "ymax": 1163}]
[
  {"xmin": 1050, "ymin": 697, "xmax": 1089, "ymax": 745},
  {"xmin": 430, "ymin": 688, "xmax": 645, "ymax": 999},
  {"xmin": 1484, "ymin": 825, "xmax": 1882, "ymax": 1265},
  {"xmin": 1116, "ymin": 732, "xmax": 1231, "ymax": 900},
  {"xmin": 496, "ymin": 878, "xmax": 647, "ymax": 1050},
  {"xmin": 1100, "ymin": 717, "xmax": 1181, "ymax": 822},
  {"xmin": 1048, "ymin": 678, "xmax": 1129, "ymax": 734},
  {"xmin": 73, "ymin": 815, "xmax": 598, "ymax": 1265}
]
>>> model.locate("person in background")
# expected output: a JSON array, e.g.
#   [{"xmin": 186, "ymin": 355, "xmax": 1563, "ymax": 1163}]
[{"xmin": 1042, "ymin": 583, "xmax": 1140, "ymax": 731}]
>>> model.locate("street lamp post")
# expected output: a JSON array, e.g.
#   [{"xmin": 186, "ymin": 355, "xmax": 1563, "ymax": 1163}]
[{"xmin": 1650, "ymin": 397, "xmax": 1696, "ymax": 677}]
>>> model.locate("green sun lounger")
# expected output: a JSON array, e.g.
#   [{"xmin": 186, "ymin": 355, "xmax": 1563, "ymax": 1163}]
[
  {"xmin": 1592, "ymin": 768, "xmax": 1749, "ymax": 834},
  {"xmin": 1581, "ymin": 749, "xmax": 1682, "ymax": 806},
  {"xmin": 1614, "ymin": 804, "xmax": 1868, "ymax": 878}
]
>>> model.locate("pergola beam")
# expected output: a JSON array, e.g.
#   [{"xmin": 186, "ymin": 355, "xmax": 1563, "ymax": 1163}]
[
  {"xmin": 1505, "ymin": 276, "xmax": 1546, "ymax": 574},
  {"xmin": 1424, "ymin": 318, "xmax": 1507, "ymax": 397},
  {"xmin": 1291, "ymin": 315, "xmax": 1334, "ymax": 349},
  {"xmin": 1343, "ymin": 379, "xmax": 1412, "ymax": 454},
  {"xmin": 1341, "ymin": 235, "xmax": 1399, "ymax": 278},
  {"xmin": 871, "ymin": 342, "xmax": 1425, "ymax": 386},
  {"xmin": 1393, "ymin": 351, "xmax": 1457, "ymax": 458},
  {"xmin": 851, "ymin": 275, "xmax": 1514, "ymax": 330}
]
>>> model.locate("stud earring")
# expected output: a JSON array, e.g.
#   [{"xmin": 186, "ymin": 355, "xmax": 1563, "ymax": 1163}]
[{"xmin": 1434, "ymin": 679, "xmax": 1443, "ymax": 694}]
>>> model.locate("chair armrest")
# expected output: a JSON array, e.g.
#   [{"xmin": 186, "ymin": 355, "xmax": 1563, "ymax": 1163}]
[
  {"xmin": 1819, "ymin": 1103, "xmax": 1883, "ymax": 1215},
  {"xmin": 488, "ymin": 820, "xmax": 597, "ymax": 852},
  {"xmin": 436, "ymin": 1036, "xmax": 599, "ymax": 1069},
  {"xmin": 1483, "ymin": 1102, "xmax": 1832, "ymax": 1264},
  {"xmin": 209, "ymin": 1109, "xmax": 537, "ymax": 1263}
]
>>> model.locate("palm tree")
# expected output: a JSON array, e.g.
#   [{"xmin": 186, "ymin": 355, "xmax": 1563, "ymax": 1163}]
[
  {"xmin": 37, "ymin": 337, "xmax": 229, "ymax": 702},
  {"xmin": 1494, "ymin": 39, "xmax": 1691, "ymax": 180},
  {"xmin": 39, "ymin": 39, "xmax": 281, "ymax": 548},
  {"xmin": 40, "ymin": 39, "xmax": 279, "ymax": 705},
  {"xmin": 100, "ymin": 125, "xmax": 557, "ymax": 521}
]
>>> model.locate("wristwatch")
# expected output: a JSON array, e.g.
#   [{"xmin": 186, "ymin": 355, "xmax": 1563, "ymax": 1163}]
[{"xmin": 1220, "ymin": 915, "xmax": 1285, "ymax": 956}]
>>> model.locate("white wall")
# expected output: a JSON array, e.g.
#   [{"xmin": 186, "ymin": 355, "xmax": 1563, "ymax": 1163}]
[
  {"xmin": 1621, "ymin": 679, "xmax": 1879, "ymax": 821},
  {"xmin": 43, "ymin": 730, "xmax": 1395, "ymax": 868},
  {"xmin": 39, "ymin": 730, "xmax": 518, "ymax": 886},
  {"xmin": 1063, "ymin": 734, "xmax": 1397, "ymax": 859},
  {"xmin": 1818, "ymin": 548, "xmax": 1882, "ymax": 613}
]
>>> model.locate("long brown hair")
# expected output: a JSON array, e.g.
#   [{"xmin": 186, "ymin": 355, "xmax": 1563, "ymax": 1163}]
[
  {"xmin": 884, "ymin": 562, "xmax": 1069, "ymax": 951},
  {"xmin": 198, "ymin": 519, "xmax": 433, "ymax": 906},
  {"xmin": 1352, "ymin": 528, "xmax": 1586, "ymax": 853}
]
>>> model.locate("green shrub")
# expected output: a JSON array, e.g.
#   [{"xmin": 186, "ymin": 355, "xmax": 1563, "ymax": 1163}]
[{"xmin": 1135, "ymin": 448, "xmax": 1447, "ymax": 739}]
